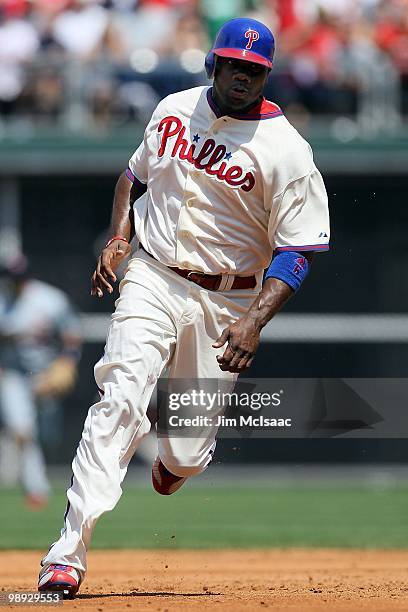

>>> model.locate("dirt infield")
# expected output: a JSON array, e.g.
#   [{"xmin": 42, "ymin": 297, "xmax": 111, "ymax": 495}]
[{"xmin": 2, "ymin": 550, "xmax": 408, "ymax": 611}]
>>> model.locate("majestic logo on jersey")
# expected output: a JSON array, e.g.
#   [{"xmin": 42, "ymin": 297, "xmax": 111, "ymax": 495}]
[
  {"xmin": 157, "ymin": 116, "xmax": 255, "ymax": 192},
  {"xmin": 245, "ymin": 29, "xmax": 260, "ymax": 50}
]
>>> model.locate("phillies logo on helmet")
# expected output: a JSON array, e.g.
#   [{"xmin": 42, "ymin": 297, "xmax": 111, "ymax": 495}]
[{"xmin": 245, "ymin": 28, "xmax": 260, "ymax": 50}]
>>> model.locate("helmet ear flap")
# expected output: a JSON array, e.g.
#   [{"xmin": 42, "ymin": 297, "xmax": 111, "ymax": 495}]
[{"xmin": 205, "ymin": 51, "xmax": 215, "ymax": 78}]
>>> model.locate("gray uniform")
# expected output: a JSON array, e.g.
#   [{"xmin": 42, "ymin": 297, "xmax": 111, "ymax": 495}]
[{"xmin": 0, "ymin": 279, "xmax": 80, "ymax": 497}]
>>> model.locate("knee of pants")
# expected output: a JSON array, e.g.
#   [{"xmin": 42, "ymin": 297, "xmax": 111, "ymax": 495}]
[
  {"xmin": 90, "ymin": 386, "xmax": 143, "ymax": 431},
  {"xmin": 160, "ymin": 449, "xmax": 214, "ymax": 478}
]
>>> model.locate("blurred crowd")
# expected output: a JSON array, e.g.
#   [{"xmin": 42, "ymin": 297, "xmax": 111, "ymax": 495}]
[{"xmin": 0, "ymin": 0, "xmax": 407, "ymax": 128}]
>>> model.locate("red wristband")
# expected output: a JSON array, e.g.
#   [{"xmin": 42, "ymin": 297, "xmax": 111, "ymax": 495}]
[{"xmin": 105, "ymin": 236, "xmax": 129, "ymax": 248}]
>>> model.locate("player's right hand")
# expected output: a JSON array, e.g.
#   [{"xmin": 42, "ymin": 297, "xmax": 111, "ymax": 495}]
[{"xmin": 91, "ymin": 240, "xmax": 131, "ymax": 298}]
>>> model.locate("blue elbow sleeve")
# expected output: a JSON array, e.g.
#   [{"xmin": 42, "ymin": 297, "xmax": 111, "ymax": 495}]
[{"xmin": 264, "ymin": 251, "xmax": 310, "ymax": 292}]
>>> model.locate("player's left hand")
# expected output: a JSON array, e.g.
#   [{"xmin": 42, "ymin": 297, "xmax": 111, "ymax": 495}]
[{"xmin": 212, "ymin": 317, "xmax": 261, "ymax": 373}]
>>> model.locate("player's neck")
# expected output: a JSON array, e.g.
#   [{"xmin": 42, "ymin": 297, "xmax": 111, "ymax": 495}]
[{"xmin": 210, "ymin": 86, "xmax": 263, "ymax": 117}]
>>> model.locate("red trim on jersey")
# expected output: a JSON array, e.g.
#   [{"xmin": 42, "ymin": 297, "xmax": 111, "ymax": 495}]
[
  {"xmin": 232, "ymin": 99, "xmax": 283, "ymax": 120},
  {"xmin": 206, "ymin": 88, "xmax": 282, "ymax": 121},
  {"xmin": 275, "ymin": 244, "xmax": 329, "ymax": 253},
  {"xmin": 214, "ymin": 48, "xmax": 273, "ymax": 69}
]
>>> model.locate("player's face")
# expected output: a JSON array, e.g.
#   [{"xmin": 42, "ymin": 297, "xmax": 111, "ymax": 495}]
[{"xmin": 213, "ymin": 57, "xmax": 270, "ymax": 112}]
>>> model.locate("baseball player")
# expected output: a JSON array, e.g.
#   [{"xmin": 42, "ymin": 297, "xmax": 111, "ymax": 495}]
[
  {"xmin": 0, "ymin": 256, "xmax": 81, "ymax": 508},
  {"xmin": 38, "ymin": 18, "xmax": 329, "ymax": 597}
]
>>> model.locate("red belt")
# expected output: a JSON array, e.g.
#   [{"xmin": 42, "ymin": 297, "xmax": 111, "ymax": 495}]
[{"xmin": 140, "ymin": 247, "xmax": 257, "ymax": 291}]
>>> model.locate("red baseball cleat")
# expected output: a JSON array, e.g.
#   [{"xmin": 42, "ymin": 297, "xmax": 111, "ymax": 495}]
[
  {"xmin": 152, "ymin": 456, "xmax": 187, "ymax": 495},
  {"xmin": 38, "ymin": 564, "xmax": 80, "ymax": 599}
]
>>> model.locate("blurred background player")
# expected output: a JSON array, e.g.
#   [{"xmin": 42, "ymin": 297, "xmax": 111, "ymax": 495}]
[{"xmin": 0, "ymin": 256, "xmax": 81, "ymax": 509}]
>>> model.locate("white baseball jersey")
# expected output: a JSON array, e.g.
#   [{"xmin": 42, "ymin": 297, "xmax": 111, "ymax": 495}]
[{"xmin": 127, "ymin": 86, "xmax": 329, "ymax": 276}]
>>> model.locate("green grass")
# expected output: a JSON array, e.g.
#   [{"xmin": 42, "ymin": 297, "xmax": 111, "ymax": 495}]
[{"xmin": 1, "ymin": 484, "xmax": 407, "ymax": 550}]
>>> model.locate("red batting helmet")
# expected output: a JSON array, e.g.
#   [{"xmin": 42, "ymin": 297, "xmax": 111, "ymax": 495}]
[{"xmin": 205, "ymin": 17, "xmax": 275, "ymax": 79}]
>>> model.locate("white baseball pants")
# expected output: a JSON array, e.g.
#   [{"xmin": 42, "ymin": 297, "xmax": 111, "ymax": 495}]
[{"xmin": 42, "ymin": 249, "xmax": 260, "ymax": 575}]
